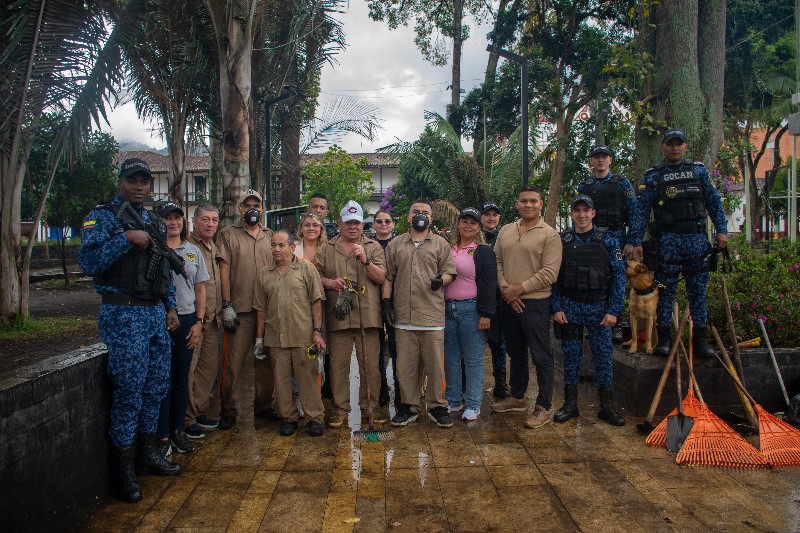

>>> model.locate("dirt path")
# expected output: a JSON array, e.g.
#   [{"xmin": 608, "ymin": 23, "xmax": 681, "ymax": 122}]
[{"xmin": 0, "ymin": 274, "xmax": 102, "ymax": 374}]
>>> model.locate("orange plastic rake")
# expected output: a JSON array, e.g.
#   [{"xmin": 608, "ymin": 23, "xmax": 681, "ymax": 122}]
[
  {"xmin": 711, "ymin": 327, "xmax": 800, "ymax": 467},
  {"xmin": 675, "ymin": 402, "xmax": 768, "ymax": 468}
]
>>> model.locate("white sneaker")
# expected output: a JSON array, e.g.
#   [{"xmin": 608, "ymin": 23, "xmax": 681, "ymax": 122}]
[
  {"xmin": 462, "ymin": 408, "xmax": 479, "ymax": 421},
  {"xmin": 447, "ymin": 403, "xmax": 464, "ymax": 413}
]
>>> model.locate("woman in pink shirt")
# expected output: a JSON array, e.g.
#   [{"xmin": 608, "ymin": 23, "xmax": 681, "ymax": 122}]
[{"xmin": 443, "ymin": 208, "xmax": 498, "ymax": 421}]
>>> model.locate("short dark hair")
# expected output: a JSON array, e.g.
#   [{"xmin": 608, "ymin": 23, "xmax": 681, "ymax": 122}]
[
  {"xmin": 517, "ymin": 185, "xmax": 543, "ymax": 199},
  {"xmin": 309, "ymin": 192, "xmax": 328, "ymax": 203},
  {"xmin": 375, "ymin": 208, "xmax": 394, "ymax": 220},
  {"xmin": 409, "ymin": 198, "xmax": 433, "ymax": 211},
  {"xmin": 273, "ymin": 229, "xmax": 293, "ymax": 242}
]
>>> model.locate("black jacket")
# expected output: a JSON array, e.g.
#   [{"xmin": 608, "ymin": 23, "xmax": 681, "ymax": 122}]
[{"xmin": 473, "ymin": 245, "xmax": 498, "ymax": 344}]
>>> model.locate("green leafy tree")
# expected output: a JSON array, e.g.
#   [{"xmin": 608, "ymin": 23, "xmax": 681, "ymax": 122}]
[
  {"xmin": 26, "ymin": 127, "xmax": 118, "ymax": 283},
  {"xmin": 301, "ymin": 146, "xmax": 374, "ymax": 220}
]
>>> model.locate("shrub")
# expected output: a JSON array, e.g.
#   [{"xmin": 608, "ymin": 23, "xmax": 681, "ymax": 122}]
[{"xmin": 705, "ymin": 236, "xmax": 800, "ymax": 347}]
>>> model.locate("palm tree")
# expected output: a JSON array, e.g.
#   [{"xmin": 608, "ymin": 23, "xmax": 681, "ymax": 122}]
[
  {"xmin": 0, "ymin": 0, "xmax": 139, "ymax": 324},
  {"xmin": 121, "ymin": 0, "xmax": 217, "ymax": 206}
]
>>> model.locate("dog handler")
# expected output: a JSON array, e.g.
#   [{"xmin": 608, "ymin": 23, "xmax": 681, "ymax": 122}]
[
  {"xmin": 630, "ymin": 129, "xmax": 728, "ymax": 358},
  {"xmin": 552, "ymin": 195, "xmax": 626, "ymax": 426}
]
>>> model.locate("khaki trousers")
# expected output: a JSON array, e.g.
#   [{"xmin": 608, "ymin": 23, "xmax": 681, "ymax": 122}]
[
  {"xmin": 220, "ymin": 311, "xmax": 274, "ymax": 418},
  {"xmin": 271, "ymin": 346, "xmax": 324, "ymax": 423},
  {"xmin": 185, "ymin": 315, "xmax": 221, "ymax": 426},
  {"xmin": 328, "ymin": 328, "xmax": 381, "ymax": 414},
  {"xmin": 394, "ymin": 328, "xmax": 447, "ymax": 412}
]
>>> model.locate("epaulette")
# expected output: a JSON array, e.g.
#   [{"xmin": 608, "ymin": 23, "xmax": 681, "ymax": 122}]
[
  {"xmin": 652, "ymin": 162, "xmax": 666, "ymax": 170},
  {"xmin": 693, "ymin": 160, "xmax": 705, "ymax": 167},
  {"xmin": 592, "ymin": 227, "xmax": 606, "ymax": 242}
]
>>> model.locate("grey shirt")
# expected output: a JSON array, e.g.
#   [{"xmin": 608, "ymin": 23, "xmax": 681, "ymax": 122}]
[{"xmin": 175, "ymin": 240, "xmax": 210, "ymax": 315}]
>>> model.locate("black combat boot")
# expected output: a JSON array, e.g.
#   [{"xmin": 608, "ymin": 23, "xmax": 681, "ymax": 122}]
[
  {"xmin": 612, "ymin": 326, "xmax": 623, "ymax": 344},
  {"xmin": 492, "ymin": 370, "xmax": 510, "ymax": 399},
  {"xmin": 112, "ymin": 445, "xmax": 142, "ymax": 503},
  {"xmin": 554, "ymin": 384, "xmax": 579, "ymax": 423},
  {"xmin": 135, "ymin": 433, "xmax": 182, "ymax": 476},
  {"xmin": 653, "ymin": 325, "xmax": 672, "ymax": 357},
  {"xmin": 598, "ymin": 387, "xmax": 625, "ymax": 426},
  {"xmin": 692, "ymin": 325, "xmax": 716, "ymax": 360}
]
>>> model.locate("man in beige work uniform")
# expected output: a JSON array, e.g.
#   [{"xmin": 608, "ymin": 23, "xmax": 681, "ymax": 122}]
[
  {"xmin": 253, "ymin": 230, "xmax": 326, "ymax": 437},
  {"xmin": 491, "ymin": 185, "xmax": 562, "ymax": 429},
  {"xmin": 383, "ymin": 199, "xmax": 457, "ymax": 428},
  {"xmin": 184, "ymin": 204, "xmax": 222, "ymax": 438},
  {"xmin": 216, "ymin": 190, "xmax": 274, "ymax": 430},
  {"xmin": 316, "ymin": 201, "xmax": 386, "ymax": 428}
]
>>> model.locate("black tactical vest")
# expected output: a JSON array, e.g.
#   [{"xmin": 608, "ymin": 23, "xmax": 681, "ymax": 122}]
[
  {"xmin": 95, "ymin": 204, "xmax": 170, "ymax": 300},
  {"xmin": 652, "ymin": 160, "xmax": 707, "ymax": 229},
  {"xmin": 582, "ymin": 175, "xmax": 628, "ymax": 230},
  {"xmin": 557, "ymin": 228, "xmax": 610, "ymax": 302}
]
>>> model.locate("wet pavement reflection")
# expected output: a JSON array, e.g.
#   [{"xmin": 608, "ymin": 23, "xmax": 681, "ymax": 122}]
[{"xmin": 80, "ymin": 349, "xmax": 800, "ymax": 532}]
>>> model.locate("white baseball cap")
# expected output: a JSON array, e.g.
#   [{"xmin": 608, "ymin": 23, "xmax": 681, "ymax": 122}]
[{"xmin": 340, "ymin": 200, "xmax": 364, "ymax": 222}]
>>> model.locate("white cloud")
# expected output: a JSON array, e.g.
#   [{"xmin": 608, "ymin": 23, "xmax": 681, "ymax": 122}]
[{"xmin": 105, "ymin": 1, "xmax": 495, "ymax": 153}]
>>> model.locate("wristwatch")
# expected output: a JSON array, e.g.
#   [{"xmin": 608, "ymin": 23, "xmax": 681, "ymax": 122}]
[
  {"xmin": 196, "ymin": 317, "xmax": 206, "ymax": 324},
  {"xmin": 313, "ymin": 327, "xmax": 324, "ymax": 333},
  {"xmin": 363, "ymin": 257, "xmax": 373, "ymax": 266}
]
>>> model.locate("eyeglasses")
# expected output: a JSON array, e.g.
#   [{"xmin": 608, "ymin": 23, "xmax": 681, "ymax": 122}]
[{"xmin": 374, "ymin": 219, "xmax": 393, "ymax": 224}]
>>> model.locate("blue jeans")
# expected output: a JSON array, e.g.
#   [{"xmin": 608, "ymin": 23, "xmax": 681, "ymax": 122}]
[
  {"xmin": 158, "ymin": 312, "xmax": 196, "ymax": 437},
  {"xmin": 444, "ymin": 299, "xmax": 486, "ymax": 411}
]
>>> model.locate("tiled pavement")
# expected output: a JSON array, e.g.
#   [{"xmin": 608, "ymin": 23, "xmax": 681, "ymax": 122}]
[{"xmin": 80, "ymin": 350, "xmax": 800, "ymax": 533}]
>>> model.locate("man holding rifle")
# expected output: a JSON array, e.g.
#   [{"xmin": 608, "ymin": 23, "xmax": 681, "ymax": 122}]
[{"xmin": 79, "ymin": 158, "xmax": 183, "ymax": 504}]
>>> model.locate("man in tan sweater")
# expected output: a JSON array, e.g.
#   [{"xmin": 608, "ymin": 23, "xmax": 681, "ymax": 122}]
[{"xmin": 491, "ymin": 185, "xmax": 563, "ymax": 429}]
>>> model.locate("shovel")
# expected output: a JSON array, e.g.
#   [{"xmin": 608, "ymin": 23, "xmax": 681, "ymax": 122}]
[{"xmin": 667, "ymin": 320, "xmax": 694, "ymax": 451}]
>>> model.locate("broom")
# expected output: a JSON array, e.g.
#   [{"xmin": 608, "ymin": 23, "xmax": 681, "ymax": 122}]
[
  {"xmin": 349, "ymin": 277, "xmax": 394, "ymax": 442},
  {"xmin": 711, "ymin": 327, "xmax": 800, "ymax": 467},
  {"xmin": 673, "ymin": 333, "xmax": 768, "ymax": 468},
  {"xmin": 646, "ymin": 304, "xmax": 702, "ymax": 447}
]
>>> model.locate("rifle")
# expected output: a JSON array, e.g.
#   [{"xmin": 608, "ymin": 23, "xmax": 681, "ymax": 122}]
[{"xmin": 117, "ymin": 201, "xmax": 188, "ymax": 280}]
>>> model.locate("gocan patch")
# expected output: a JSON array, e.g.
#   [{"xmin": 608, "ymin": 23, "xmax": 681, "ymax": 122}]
[
  {"xmin": 626, "ymin": 189, "xmax": 635, "ymax": 198},
  {"xmin": 563, "ymin": 233, "xmax": 573, "ymax": 243},
  {"xmin": 614, "ymin": 250, "xmax": 623, "ymax": 261}
]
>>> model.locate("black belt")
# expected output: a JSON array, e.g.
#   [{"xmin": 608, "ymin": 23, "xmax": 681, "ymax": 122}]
[{"xmin": 102, "ymin": 294, "xmax": 160, "ymax": 306}]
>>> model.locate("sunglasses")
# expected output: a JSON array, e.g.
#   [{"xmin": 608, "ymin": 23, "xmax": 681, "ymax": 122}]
[{"xmin": 374, "ymin": 219, "xmax": 393, "ymax": 224}]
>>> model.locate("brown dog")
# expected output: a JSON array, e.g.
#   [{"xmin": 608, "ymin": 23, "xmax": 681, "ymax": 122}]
[{"xmin": 625, "ymin": 259, "xmax": 659, "ymax": 354}]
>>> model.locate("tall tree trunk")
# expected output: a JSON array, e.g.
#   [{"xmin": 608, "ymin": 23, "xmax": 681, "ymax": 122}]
[
  {"xmin": 635, "ymin": 0, "xmax": 726, "ymax": 177},
  {"xmin": 208, "ymin": 124, "xmax": 224, "ymax": 205},
  {"xmin": 279, "ymin": 56, "xmax": 301, "ymax": 217},
  {"xmin": 545, "ymin": 113, "xmax": 570, "ymax": 227},
  {"xmin": 449, "ymin": 0, "xmax": 464, "ymax": 136},
  {"xmin": 166, "ymin": 113, "xmax": 188, "ymax": 205},
  {"xmin": 206, "ymin": 0, "xmax": 256, "ymax": 227}
]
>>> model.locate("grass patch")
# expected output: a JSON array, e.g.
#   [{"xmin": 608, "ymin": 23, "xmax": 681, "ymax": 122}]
[{"xmin": 0, "ymin": 316, "xmax": 97, "ymax": 341}]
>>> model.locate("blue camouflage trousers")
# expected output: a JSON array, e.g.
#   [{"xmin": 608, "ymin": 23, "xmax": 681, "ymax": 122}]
[
  {"xmin": 99, "ymin": 303, "xmax": 171, "ymax": 447},
  {"xmin": 560, "ymin": 299, "xmax": 613, "ymax": 388},
  {"xmin": 654, "ymin": 233, "xmax": 711, "ymax": 327}
]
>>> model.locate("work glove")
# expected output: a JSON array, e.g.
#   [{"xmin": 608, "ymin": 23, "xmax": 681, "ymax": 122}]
[
  {"xmin": 221, "ymin": 301, "xmax": 239, "ymax": 332},
  {"xmin": 381, "ymin": 298, "xmax": 394, "ymax": 327},
  {"xmin": 430, "ymin": 274, "xmax": 443, "ymax": 291},
  {"xmin": 333, "ymin": 288, "xmax": 353, "ymax": 321},
  {"xmin": 253, "ymin": 337, "xmax": 266, "ymax": 360}
]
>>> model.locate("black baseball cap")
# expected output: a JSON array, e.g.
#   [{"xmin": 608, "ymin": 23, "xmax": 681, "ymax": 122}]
[
  {"xmin": 118, "ymin": 158, "xmax": 153, "ymax": 180},
  {"xmin": 459, "ymin": 207, "xmax": 482, "ymax": 222},
  {"xmin": 662, "ymin": 128, "xmax": 687, "ymax": 144},
  {"xmin": 481, "ymin": 202, "xmax": 501, "ymax": 214},
  {"xmin": 158, "ymin": 202, "xmax": 184, "ymax": 217},
  {"xmin": 589, "ymin": 145, "xmax": 613, "ymax": 157},
  {"xmin": 570, "ymin": 195, "xmax": 595, "ymax": 210}
]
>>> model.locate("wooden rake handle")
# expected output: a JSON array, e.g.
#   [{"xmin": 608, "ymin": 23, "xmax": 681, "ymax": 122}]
[
  {"xmin": 644, "ymin": 304, "xmax": 692, "ymax": 424},
  {"xmin": 710, "ymin": 326, "xmax": 758, "ymax": 409}
]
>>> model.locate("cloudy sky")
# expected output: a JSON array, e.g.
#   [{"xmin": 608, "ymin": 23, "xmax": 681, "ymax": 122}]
[{"xmin": 103, "ymin": 1, "xmax": 496, "ymax": 153}]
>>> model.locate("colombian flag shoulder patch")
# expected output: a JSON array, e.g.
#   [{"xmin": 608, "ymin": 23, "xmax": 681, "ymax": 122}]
[{"xmin": 83, "ymin": 220, "xmax": 96, "ymax": 230}]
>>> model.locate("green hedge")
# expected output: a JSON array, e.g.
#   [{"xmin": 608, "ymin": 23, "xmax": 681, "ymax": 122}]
[{"xmin": 703, "ymin": 236, "xmax": 800, "ymax": 348}]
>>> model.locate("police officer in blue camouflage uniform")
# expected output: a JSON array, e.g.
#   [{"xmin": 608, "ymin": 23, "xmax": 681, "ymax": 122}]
[
  {"xmin": 78, "ymin": 158, "xmax": 182, "ymax": 504},
  {"xmin": 552, "ymin": 195, "xmax": 626, "ymax": 426},
  {"xmin": 577, "ymin": 145, "xmax": 636, "ymax": 344},
  {"xmin": 630, "ymin": 129, "xmax": 729, "ymax": 359}
]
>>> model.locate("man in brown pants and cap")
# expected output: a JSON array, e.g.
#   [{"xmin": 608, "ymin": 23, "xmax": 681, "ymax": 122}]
[{"xmin": 216, "ymin": 190, "xmax": 275, "ymax": 430}]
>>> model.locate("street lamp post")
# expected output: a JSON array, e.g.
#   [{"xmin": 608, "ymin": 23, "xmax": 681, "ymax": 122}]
[
  {"xmin": 264, "ymin": 89, "xmax": 297, "ymax": 210},
  {"xmin": 487, "ymin": 45, "xmax": 529, "ymax": 186}
]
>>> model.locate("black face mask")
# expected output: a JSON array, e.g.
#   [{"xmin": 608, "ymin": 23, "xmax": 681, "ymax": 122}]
[
  {"xmin": 411, "ymin": 213, "xmax": 430, "ymax": 231},
  {"xmin": 243, "ymin": 208, "xmax": 261, "ymax": 226}
]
